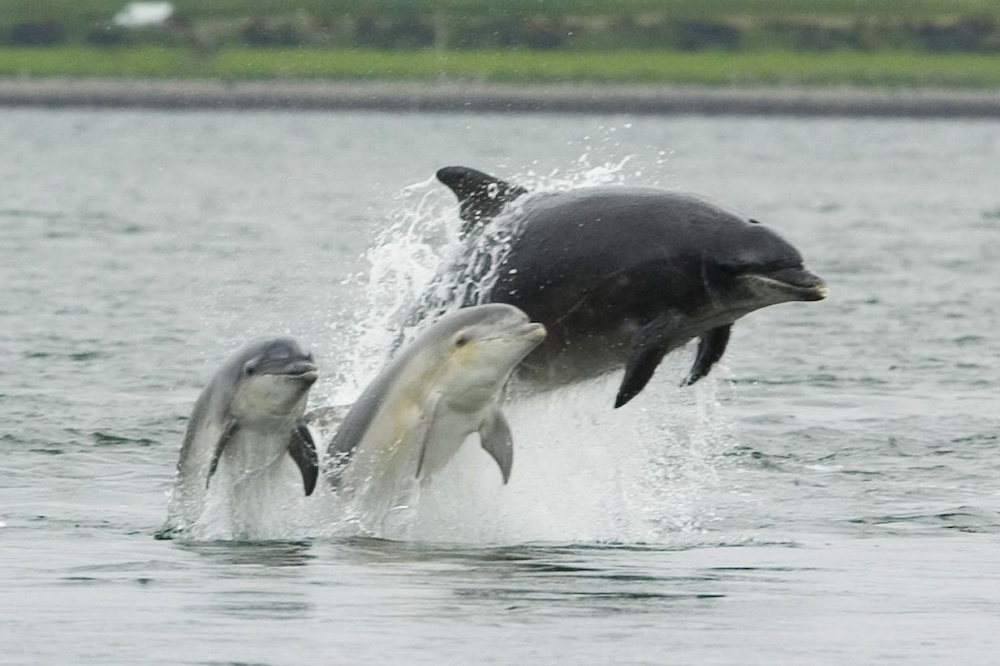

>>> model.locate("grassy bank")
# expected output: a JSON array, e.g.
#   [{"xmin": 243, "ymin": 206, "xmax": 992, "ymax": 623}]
[{"xmin": 2, "ymin": 46, "xmax": 999, "ymax": 87}]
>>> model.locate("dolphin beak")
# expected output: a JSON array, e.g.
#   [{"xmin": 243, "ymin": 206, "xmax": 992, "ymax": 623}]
[
  {"xmin": 747, "ymin": 267, "xmax": 828, "ymax": 301},
  {"xmin": 521, "ymin": 322, "xmax": 547, "ymax": 342},
  {"xmin": 283, "ymin": 361, "xmax": 319, "ymax": 384}
]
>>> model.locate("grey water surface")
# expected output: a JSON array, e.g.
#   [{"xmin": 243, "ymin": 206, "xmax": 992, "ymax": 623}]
[{"xmin": 2, "ymin": 108, "xmax": 999, "ymax": 664}]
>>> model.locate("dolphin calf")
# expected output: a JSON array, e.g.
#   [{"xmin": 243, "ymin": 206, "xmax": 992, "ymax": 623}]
[
  {"xmin": 326, "ymin": 304, "xmax": 545, "ymax": 525},
  {"xmin": 430, "ymin": 166, "xmax": 828, "ymax": 407},
  {"xmin": 160, "ymin": 337, "xmax": 319, "ymax": 539}
]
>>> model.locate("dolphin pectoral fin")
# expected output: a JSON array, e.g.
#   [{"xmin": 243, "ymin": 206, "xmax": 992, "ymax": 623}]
[
  {"xmin": 616, "ymin": 347, "xmax": 667, "ymax": 408},
  {"xmin": 206, "ymin": 420, "xmax": 239, "ymax": 489},
  {"xmin": 479, "ymin": 407, "xmax": 513, "ymax": 484},
  {"xmin": 616, "ymin": 313, "xmax": 684, "ymax": 408},
  {"xmin": 435, "ymin": 166, "xmax": 528, "ymax": 232},
  {"xmin": 288, "ymin": 424, "xmax": 319, "ymax": 496},
  {"xmin": 414, "ymin": 392, "xmax": 443, "ymax": 480},
  {"xmin": 683, "ymin": 324, "xmax": 732, "ymax": 387}
]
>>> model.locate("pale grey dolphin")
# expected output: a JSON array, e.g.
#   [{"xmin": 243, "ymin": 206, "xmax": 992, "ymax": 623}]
[
  {"xmin": 159, "ymin": 337, "xmax": 319, "ymax": 539},
  {"xmin": 326, "ymin": 304, "xmax": 546, "ymax": 526}
]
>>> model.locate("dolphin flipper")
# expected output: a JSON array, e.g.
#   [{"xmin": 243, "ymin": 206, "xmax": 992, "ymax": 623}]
[
  {"xmin": 436, "ymin": 166, "xmax": 528, "ymax": 231},
  {"xmin": 288, "ymin": 424, "xmax": 319, "ymax": 496},
  {"xmin": 479, "ymin": 407, "xmax": 513, "ymax": 484},
  {"xmin": 325, "ymin": 391, "xmax": 385, "ymax": 489},
  {"xmin": 616, "ymin": 312, "xmax": 685, "ymax": 408},
  {"xmin": 414, "ymin": 392, "xmax": 443, "ymax": 480},
  {"xmin": 682, "ymin": 324, "xmax": 732, "ymax": 386},
  {"xmin": 206, "ymin": 420, "xmax": 239, "ymax": 489}
]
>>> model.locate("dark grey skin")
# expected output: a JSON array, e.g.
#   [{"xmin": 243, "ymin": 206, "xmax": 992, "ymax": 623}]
[
  {"xmin": 159, "ymin": 337, "xmax": 319, "ymax": 538},
  {"xmin": 432, "ymin": 166, "xmax": 829, "ymax": 408}
]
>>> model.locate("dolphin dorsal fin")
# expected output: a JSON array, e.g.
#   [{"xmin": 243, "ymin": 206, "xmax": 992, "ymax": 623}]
[{"xmin": 436, "ymin": 166, "xmax": 528, "ymax": 235}]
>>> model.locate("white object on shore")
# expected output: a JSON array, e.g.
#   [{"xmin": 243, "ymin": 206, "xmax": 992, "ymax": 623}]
[{"xmin": 113, "ymin": 2, "xmax": 174, "ymax": 28}]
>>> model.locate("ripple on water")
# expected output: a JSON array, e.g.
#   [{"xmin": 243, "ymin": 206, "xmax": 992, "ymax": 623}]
[
  {"xmin": 848, "ymin": 505, "xmax": 1000, "ymax": 535},
  {"xmin": 90, "ymin": 431, "xmax": 160, "ymax": 448}
]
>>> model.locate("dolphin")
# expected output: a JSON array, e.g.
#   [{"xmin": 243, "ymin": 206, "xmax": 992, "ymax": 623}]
[
  {"xmin": 159, "ymin": 337, "xmax": 319, "ymax": 539},
  {"xmin": 326, "ymin": 304, "xmax": 546, "ymax": 525},
  {"xmin": 431, "ymin": 166, "xmax": 828, "ymax": 408}
]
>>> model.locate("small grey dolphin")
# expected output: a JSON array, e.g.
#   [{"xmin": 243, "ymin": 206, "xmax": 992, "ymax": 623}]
[
  {"xmin": 326, "ymin": 304, "xmax": 545, "ymax": 525},
  {"xmin": 431, "ymin": 166, "xmax": 828, "ymax": 407},
  {"xmin": 159, "ymin": 337, "xmax": 319, "ymax": 539}
]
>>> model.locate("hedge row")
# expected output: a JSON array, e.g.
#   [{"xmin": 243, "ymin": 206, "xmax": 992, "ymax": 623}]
[{"xmin": 5, "ymin": 13, "xmax": 1000, "ymax": 53}]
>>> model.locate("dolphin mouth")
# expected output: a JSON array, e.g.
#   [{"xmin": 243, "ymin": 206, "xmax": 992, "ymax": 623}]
[
  {"xmin": 278, "ymin": 362, "xmax": 319, "ymax": 383},
  {"xmin": 745, "ymin": 267, "xmax": 828, "ymax": 301},
  {"xmin": 481, "ymin": 322, "xmax": 547, "ymax": 344},
  {"xmin": 512, "ymin": 322, "xmax": 547, "ymax": 345},
  {"xmin": 521, "ymin": 322, "xmax": 547, "ymax": 340}
]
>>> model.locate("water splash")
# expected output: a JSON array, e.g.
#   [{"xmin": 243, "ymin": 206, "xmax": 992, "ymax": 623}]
[
  {"xmin": 298, "ymin": 369, "xmax": 734, "ymax": 546},
  {"xmin": 321, "ymin": 158, "xmax": 638, "ymax": 404},
  {"xmin": 302, "ymin": 159, "xmax": 736, "ymax": 545},
  {"xmin": 177, "ymin": 155, "xmax": 737, "ymax": 545},
  {"xmin": 320, "ymin": 177, "xmax": 457, "ymax": 404}
]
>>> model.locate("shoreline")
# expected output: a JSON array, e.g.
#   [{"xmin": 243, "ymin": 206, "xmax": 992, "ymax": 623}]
[{"xmin": 2, "ymin": 78, "xmax": 1000, "ymax": 117}]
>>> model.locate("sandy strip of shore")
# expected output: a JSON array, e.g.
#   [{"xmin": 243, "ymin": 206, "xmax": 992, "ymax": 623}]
[{"xmin": 1, "ymin": 78, "xmax": 999, "ymax": 117}]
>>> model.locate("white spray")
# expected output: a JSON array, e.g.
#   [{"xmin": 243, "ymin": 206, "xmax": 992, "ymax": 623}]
[{"xmin": 305, "ymin": 156, "xmax": 737, "ymax": 546}]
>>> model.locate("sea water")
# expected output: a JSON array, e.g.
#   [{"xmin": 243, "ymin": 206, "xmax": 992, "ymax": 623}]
[{"xmin": 1, "ymin": 109, "xmax": 999, "ymax": 664}]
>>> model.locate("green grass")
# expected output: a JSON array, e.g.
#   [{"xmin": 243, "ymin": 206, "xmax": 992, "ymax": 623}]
[
  {"xmin": 0, "ymin": 47, "xmax": 194, "ymax": 78},
  {"xmin": 2, "ymin": 46, "xmax": 999, "ymax": 87}
]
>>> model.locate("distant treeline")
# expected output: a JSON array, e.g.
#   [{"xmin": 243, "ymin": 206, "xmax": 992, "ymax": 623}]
[{"xmin": 6, "ymin": 12, "xmax": 1000, "ymax": 54}]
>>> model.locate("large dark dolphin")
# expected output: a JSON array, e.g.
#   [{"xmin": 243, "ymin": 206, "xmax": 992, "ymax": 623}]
[{"xmin": 430, "ymin": 166, "xmax": 828, "ymax": 408}]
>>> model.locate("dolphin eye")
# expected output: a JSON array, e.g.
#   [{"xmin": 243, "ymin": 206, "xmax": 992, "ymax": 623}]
[
  {"xmin": 244, "ymin": 363, "xmax": 257, "ymax": 376},
  {"xmin": 454, "ymin": 334, "xmax": 469, "ymax": 348}
]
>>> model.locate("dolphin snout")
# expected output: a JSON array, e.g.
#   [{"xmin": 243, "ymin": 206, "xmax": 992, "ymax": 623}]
[
  {"xmin": 283, "ymin": 361, "xmax": 319, "ymax": 383},
  {"xmin": 757, "ymin": 266, "xmax": 828, "ymax": 301},
  {"xmin": 521, "ymin": 322, "xmax": 547, "ymax": 341}
]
